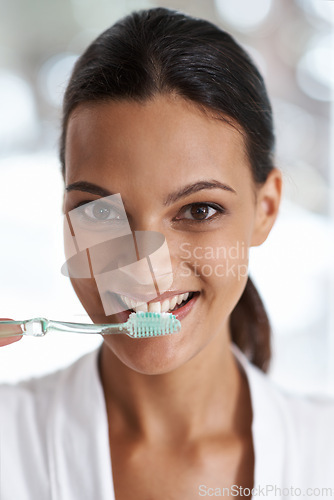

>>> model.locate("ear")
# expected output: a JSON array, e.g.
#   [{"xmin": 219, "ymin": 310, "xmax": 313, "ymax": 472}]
[{"xmin": 251, "ymin": 168, "xmax": 282, "ymax": 247}]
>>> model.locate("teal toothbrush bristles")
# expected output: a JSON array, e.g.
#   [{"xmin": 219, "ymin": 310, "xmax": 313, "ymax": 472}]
[{"xmin": 103, "ymin": 311, "xmax": 181, "ymax": 338}]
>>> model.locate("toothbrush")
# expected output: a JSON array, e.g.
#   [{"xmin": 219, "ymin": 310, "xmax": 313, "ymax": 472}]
[{"xmin": 0, "ymin": 312, "xmax": 181, "ymax": 339}]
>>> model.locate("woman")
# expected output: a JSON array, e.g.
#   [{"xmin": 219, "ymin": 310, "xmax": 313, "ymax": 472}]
[{"xmin": 1, "ymin": 7, "xmax": 333, "ymax": 499}]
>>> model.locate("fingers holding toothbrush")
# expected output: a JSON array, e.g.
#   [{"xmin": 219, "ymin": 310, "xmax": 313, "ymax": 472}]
[{"xmin": 0, "ymin": 318, "xmax": 23, "ymax": 346}]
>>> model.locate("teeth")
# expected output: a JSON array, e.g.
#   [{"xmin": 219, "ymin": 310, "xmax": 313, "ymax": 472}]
[
  {"xmin": 176, "ymin": 295, "xmax": 183, "ymax": 305},
  {"xmin": 148, "ymin": 301, "xmax": 161, "ymax": 313},
  {"xmin": 133, "ymin": 302, "xmax": 148, "ymax": 312},
  {"xmin": 119, "ymin": 292, "xmax": 194, "ymax": 314},
  {"xmin": 168, "ymin": 296, "xmax": 177, "ymax": 311},
  {"xmin": 161, "ymin": 299, "xmax": 171, "ymax": 313}
]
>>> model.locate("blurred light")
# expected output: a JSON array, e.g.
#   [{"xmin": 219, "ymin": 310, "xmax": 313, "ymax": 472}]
[
  {"xmin": 38, "ymin": 53, "xmax": 79, "ymax": 108},
  {"xmin": 215, "ymin": 0, "xmax": 273, "ymax": 30},
  {"xmin": 283, "ymin": 160, "xmax": 328, "ymax": 214},
  {"xmin": 276, "ymin": 19, "xmax": 310, "ymax": 67},
  {"xmin": 249, "ymin": 200, "xmax": 333, "ymax": 337},
  {"xmin": 310, "ymin": 0, "xmax": 334, "ymax": 22},
  {"xmin": 296, "ymin": 0, "xmax": 334, "ymax": 23},
  {"xmin": 296, "ymin": 35, "xmax": 334, "ymax": 101},
  {"xmin": 272, "ymin": 98, "xmax": 316, "ymax": 162},
  {"xmin": 0, "ymin": 71, "xmax": 38, "ymax": 150}
]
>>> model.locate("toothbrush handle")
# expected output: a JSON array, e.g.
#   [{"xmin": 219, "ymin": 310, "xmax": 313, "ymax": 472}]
[
  {"xmin": 45, "ymin": 319, "xmax": 128, "ymax": 335},
  {"xmin": 0, "ymin": 318, "xmax": 129, "ymax": 337}
]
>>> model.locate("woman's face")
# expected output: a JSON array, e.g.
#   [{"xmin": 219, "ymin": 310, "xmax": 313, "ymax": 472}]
[{"xmin": 63, "ymin": 95, "xmax": 280, "ymax": 374}]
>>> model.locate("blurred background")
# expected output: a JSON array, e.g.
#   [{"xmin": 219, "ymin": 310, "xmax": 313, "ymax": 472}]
[{"xmin": 0, "ymin": 0, "xmax": 333, "ymax": 395}]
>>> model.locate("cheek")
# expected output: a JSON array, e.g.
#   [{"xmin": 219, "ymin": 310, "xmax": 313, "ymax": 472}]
[{"xmin": 178, "ymin": 230, "xmax": 250, "ymax": 313}]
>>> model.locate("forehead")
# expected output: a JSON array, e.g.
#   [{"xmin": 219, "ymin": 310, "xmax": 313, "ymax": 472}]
[{"xmin": 64, "ymin": 95, "xmax": 250, "ymax": 187}]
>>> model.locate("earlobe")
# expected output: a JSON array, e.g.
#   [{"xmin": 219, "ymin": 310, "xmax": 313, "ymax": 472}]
[{"xmin": 251, "ymin": 168, "xmax": 282, "ymax": 247}]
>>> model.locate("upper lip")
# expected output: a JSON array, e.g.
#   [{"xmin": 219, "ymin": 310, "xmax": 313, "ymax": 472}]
[{"xmin": 113, "ymin": 289, "xmax": 197, "ymax": 304}]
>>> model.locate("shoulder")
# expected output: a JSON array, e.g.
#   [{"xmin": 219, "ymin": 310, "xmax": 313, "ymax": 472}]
[
  {"xmin": 265, "ymin": 379, "xmax": 334, "ymax": 485},
  {"xmin": 232, "ymin": 343, "xmax": 334, "ymax": 485},
  {"xmin": 245, "ymin": 351, "xmax": 334, "ymax": 442},
  {"xmin": 275, "ymin": 387, "xmax": 334, "ymax": 453},
  {"xmin": 251, "ymin": 360, "xmax": 334, "ymax": 437},
  {"xmin": 231, "ymin": 342, "xmax": 334, "ymax": 428},
  {"xmin": 280, "ymin": 389, "xmax": 334, "ymax": 427}
]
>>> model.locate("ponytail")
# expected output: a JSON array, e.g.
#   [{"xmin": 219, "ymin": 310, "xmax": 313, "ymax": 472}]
[{"xmin": 230, "ymin": 277, "xmax": 271, "ymax": 372}]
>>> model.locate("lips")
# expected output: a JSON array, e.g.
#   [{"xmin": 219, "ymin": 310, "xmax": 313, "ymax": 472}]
[
  {"xmin": 168, "ymin": 291, "xmax": 200, "ymax": 321},
  {"xmin": 106, "ymin": 290, "xmax": 200, "ymax": 325}
]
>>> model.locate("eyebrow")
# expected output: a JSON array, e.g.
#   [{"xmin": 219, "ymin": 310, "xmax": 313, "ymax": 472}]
[
  {"xmin": 163, "ymin": 179, "xmax": 236, "ymax": 206},
  {"xmin": 65, "ymin": 179, "xmax": 237, "ymax": 205},
  {"xmin": 66, "ymin": 181, "xmax": 112, "ymax": 197}
]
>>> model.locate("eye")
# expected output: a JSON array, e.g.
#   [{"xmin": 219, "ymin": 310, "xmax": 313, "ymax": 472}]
[
  {"xmin": 71, "ymin": 199, "xmax": 125, "ymax": 223},
  {"xmin": 175, "ymin": 203, "xmax": 226, "ymax": 223}
]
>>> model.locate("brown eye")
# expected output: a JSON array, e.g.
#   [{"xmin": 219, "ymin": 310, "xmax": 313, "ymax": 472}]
[
  {"xmin": 190, "ymin": 204, "xmax": 210, "ymax": 220},
  {"xmin": 175, "ymin": 203, "xmax": 226, "ymax": 223}
]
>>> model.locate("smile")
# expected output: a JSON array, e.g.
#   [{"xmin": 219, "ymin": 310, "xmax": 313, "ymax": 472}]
[{"xmin": 118, "ymin": 291, "xmax": 196, "ymax": 314}]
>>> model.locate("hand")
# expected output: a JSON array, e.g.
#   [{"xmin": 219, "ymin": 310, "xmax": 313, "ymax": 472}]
[{"xmin": 0, "ymin": 318, "xmax": 23, "ymax": 346}]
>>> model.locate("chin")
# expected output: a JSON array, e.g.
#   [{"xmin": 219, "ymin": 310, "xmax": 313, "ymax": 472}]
[{"xmin": 101, "ymin": 334, "xmax": 195, "ymax": 375}]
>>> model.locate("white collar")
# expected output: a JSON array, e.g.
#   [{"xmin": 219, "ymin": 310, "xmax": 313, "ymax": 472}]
[{"xmin": 231, "ymin": 343, "xmax": 287, "ymax": 491}]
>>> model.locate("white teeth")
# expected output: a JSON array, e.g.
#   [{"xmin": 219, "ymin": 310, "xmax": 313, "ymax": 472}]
[
  {"xmin": 148, "ymin": 301, "xmax": 161, "ymax": 313},
  {"xmin": 119, "ymin": 292, "xmax": 194, "ymax": 314},
  {"xmin": 169, "ymin": 296, "xmax": 177, "ymax": 311},
  {"xmin": 176, "ymin": 295, "xmax": 183, "ymax": 305},
  {"xmin": 119, "ymin": 294, "xmax": 145, "ymax": 311},
  {"xmin": 161, "ymin": 299, "xmax": 171, "ymax": 313},
  {"xmin": 133, "ymin": 302, "xmax": 148, "ymax": 312}
]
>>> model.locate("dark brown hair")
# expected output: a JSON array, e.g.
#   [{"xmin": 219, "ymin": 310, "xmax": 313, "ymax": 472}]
[{"xmin": 60, "ymin": 7, "xmax": 274, "ymax": 372}]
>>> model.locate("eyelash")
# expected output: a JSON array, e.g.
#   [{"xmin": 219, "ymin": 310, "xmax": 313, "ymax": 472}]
[
  {"xmin": 174, "ymin": 203, "xmax": 226, "ymax": 223},
  {"xmin": 70, "ymin": 200, "xmax": 226, "ymax": 224}
]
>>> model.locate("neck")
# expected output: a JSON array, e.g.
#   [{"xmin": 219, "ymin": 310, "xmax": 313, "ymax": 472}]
[{"xmin": 98, "ymin": 329, "xmax": 252, "ymax": 445}]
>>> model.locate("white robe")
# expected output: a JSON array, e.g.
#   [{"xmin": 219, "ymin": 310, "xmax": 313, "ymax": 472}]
[{"xmin": 1, "ymin": 344, "xmax": 334, "ymax": 499}]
